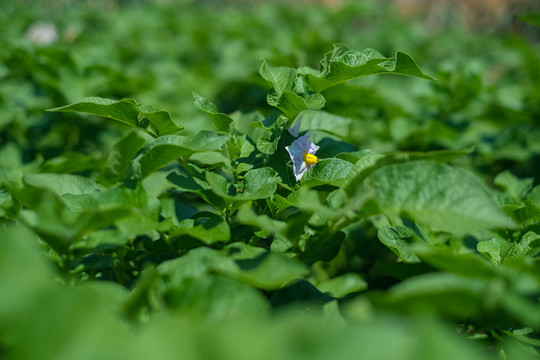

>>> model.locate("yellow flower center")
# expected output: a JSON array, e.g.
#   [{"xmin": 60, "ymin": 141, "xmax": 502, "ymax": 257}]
[{"xmin": 303, "ymin": 152, "xmax": 318, "ymax": 166}]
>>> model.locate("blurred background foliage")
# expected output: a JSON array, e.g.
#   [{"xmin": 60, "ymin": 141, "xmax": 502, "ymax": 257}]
[
  {"xmin": 1, "ymin": 0, "xmax": 539, "ymax": 182},
  {"xmin": 1, "ymin": 0, "xmax": 540, "ymax": 359}
]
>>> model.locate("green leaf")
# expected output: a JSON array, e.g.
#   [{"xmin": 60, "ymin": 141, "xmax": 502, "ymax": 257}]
[
  {"xmin": 157, "ymin": 246, "xmax": 308, "ymax": 291},
  {"xmin": 343, "ymin": 148, "xmax": 473, "ymax": 196},
  {"xmin": 48, "ymin": 97, "xmax": 182, "ymax": 135},
  {"xmin": 193, "ymin": 92, "xmax": 234, "ymax": 134},
  {"xmin": 494, "ymin": 170, "xmax": 533, "ymax": 203},
  {"xmin": 413, "ymin": 244, "xmax": 496, "ymax": 278},
  {"xmin": 256, "ymin": 136, "xmax": 279, "ymax": 155},
  {"xmin": 300, "ymin": 231, "xmax": 345, "ymax": 265},
  {"xmin": 206, "ymin": 167, "xmax": 278, "ymax": 201},
  {"xmin": 166, "ymin": 170, "xmax": 226, "ymax": 210},
  {"xmin": 72, "ymin": 206, "xmax": 134, "ymax": 239},
  {"xmin": 40, "ymin": 152, "xmax": 104, "ymax": 174},
  {"xmin": 92, "ymin": 183, "xmax": 162, "ymax": 236},
  {"xmin": 477, "ymin": 232, "xmax": 540, "ymax": 264},
  {"xmin": 369, "ymin": 161, "xmax": 515, "ymax": 234},
  {"xmin": 70, "ymin": 229, "xmax": 131, "ymax": 253},
  {"xmin": 136, "ymin": 131, "xmax": 229, "ymax": 178},
  {"xmin": 235, "ymin": 205, "xmax": 287, "ymax": 235},
  {"xmin": 377, "ymin": 225, "xmax": 420, "ymax": 263},
  {"xmin": 477, "ymin": 237, "xmax": 516, "ymax": 265},
  {"xmin": 275, "ymin": 91, "xmax": 314, "ymax": 120},
  {"xmin": 270, "ymin": 279, "xmax": 334, "ymax": 309},
  {"xmin": 301, "ymin": 44, "xmax": 433, "ymax": 92},
  {"xmin": 297, "ymin": 110, "xmax": 351, "ymax": 139},
  {"xmin": 259, "ymin": 60, "xmax": 297, "ymax": 106},
  {"xmin": 316, "ymin": 273, "xmax": 368, "ymax": 298},
  {"xmin": 24, "ymin": 173, "xmax": 101, "ymax": 195},
  {"xmin": 0, "ymin": 224, "xmax": 53, "ymax": 324},
  {"xmin": 301, "ymin": 158, "xmax": 353, "ymax": 188},
  {"xmin": 162, "ymin": 274, "xmax": 268, "ymax": 321},
  {"xmin": 529, "ymin": 185, "xmax": 540, "ymax": 206},
  {"xmin": 229, "ymin": 252, "xmax": 310, "ymax": 290},
  {"xmin": 98, "ymin": 131, "xmax": 147, "ymax": 186},
  {"xmin": 259, "ymin": 61, "xmax": 325, "ymax": 119},
  {"xmin": 386, "ymin": 272, "xmax": 493, "ymax": 319},
  {"xmin": 170, "ymin": 211, "xmax": 230, "ymax": 244},
  {"xmin": 516, "ymin": 231, "xmax": 540, "ymax": 257}
]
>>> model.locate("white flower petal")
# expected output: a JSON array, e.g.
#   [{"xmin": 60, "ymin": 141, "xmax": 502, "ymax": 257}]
[
  {"xmin": 288, "ymin": 120, "xmax": 301, "ymax": 137},
  {"xmin": 286, "ymin": 132, "xmax": 319, "ymax": 182}
]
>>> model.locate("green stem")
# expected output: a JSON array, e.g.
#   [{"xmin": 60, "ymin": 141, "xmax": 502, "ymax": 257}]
[{"xmin": 140, "ymin": 127, "xmax": 158, "ymax": 139}]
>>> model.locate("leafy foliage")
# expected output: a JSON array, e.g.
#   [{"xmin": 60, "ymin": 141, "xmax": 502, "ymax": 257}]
[{"xmin": 1, "ymin": 0, "xmax": 540, "ymax": 359}]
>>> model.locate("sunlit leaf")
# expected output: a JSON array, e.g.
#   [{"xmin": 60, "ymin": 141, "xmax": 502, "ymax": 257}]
[
  {"xmin": 193, "ymin": 92, "xmax": 234, "ymax": 134},
  {"xmin": 300, "ymin": 44, "xmax": 434, "ymax": 92},
  {"xmin": 369, "ymin": 161, "xmax": 515, "ymax": 234},
  {"xmin": 48, "ymin": 97, "xmax": 182, "ymax": 135},
  {"xmin": 136, "ymin": 131, "xmax": 229, "ymax": 178}
]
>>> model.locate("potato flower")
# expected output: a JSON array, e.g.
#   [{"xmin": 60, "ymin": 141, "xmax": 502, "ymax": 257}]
[
  {"xmin": 288, "ymin": 120, "xmax": 301, "ymax": 137},
  {"xmin": 285, "ymin": 132, "xmax": 319, "ymax": 181}
]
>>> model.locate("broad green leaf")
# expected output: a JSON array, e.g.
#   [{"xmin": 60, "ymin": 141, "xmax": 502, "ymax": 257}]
[
  {"xmin": 377, "ymin": 225, "xmax": 420, "ymax": 263},
  {"xmin": 229, "ymin": 252, "xmax": 309, "ymax": 290},
  {"xmin": 224, "ymin": 243, "xmax": 268, "ymax": 260},
  {"xmin": 74, "ymin": 207, "xmax": 134, "ymax": 240},
  {"xmin": 167, "ymin": 170, "xmax": 209, "ymax": 192},
  {"xmin": 413, "ymin": 244, "xmax": 496, "ymax": 278},
  {"xmin": 270, "ymin": 279, "xmax": 334, "ymax": 309},
  {"xmin": 369, "ymin": 161, "xmax": 515, "ymax": 234},
  {"xmin": 300, "ymin": 231, "xmax": 345, "ymax": 265},
  {"xmin": 495, "ymin": 170, "xmax": 533, "ymax": 203},
  {"xmin": 94, "ymin": 183, "xmax": 160, "ymax": 216},
  {"xmin": 0, "ymin": 224, "xmax": 53, "ymax": 325},
  {"xmin": 93, "ymin": 183, "xmax": 162, "ymax": 236},
  {"xmin": 477, "ymin": 237, "xmax": 516, "ymax": 265},
  {"xmin": 193, "ymin": 92, "xmax": 234, "ymax": 134},
  {"xmin": 206, "ymin": 167, "xmax": 278, "ymax": 201},
  {"xmin": 301, "ymin": 44, "xmax": 434, "ymax": 92},
  {"xmin": 70, "ymin": 229, "xmax": 131, "ymax": 253},
  {"xmin": 40, "ymin": 152, "xmax": 104, "ymax": 174},
  {"xmin": 301, "ymin": 158, "xmax": 353, "ymax": 188},
  {"xmin": 0, "ymin": 143, "xmax": 22, "ymax": 169},
  {"xmin": 386, "ymin": 272, "xmax": 496, "ymax": 319},
  {"xmin": 256, "ymin": 136, "xmax": 279, "ymax": 154},
  {"xmin": 235, "ymin": 205, "xmax": 287, "ymax": 235},
  {"xmin": 259, "ymin": 60, "xmax": 297, "ymax": 106},
  {"xmin": 158, "ymin": 246, "xmax": 308, "ymax": 291},
  {"xmin": 98, "ymin": 131, "xmax": 147, "ymax": 186},
  {"xmin": 478, "ymin": 232, "xmax": 540, "ymax": 264},
  {"xmin": 297, "ymin": 110, "xmax": 351, "ymax": 139},
  {"xmin": 24, "ymin": 173, "xmax": 101, "ymax": 195},
  {"xmin": 529, "ymin": 185, "xmax": 540, "ymax": 206},
  {"xmin": 162, "ymin": 274, "xmax": 268, "ymax": 321},
  {"xmin": 343, "ymin": 148, "xmax": 473, "ymax": 196},
  {"xmin": 189, "ymin": 151, "xmax": 231, "ymax": 166},
  {"xmin": 170, "ymin": 211, "xmax": 230, "ymax": 244},
  {"xmin": 48, "ymin": 97, "xmax": 182, "ymax": 135},
  {"xmin": 501, "ymin": 291, "xmax": 540, "ymax": 328},
  {"xmin": 241, "ymin": 167, "xmax": 278, "ymax": 198},
  {"xmin": 227, "ymin": 134, "xmax": 255, "ymax": 160},
  {"xmin": 167, "ymin": 170, "xmax": 226, "ymax": 210},
  {"xmin": 136, "ymin": 131, "xmax": 229, "ymax": 178},
  {"xmin": 317, "ymin": 273, "xmax": 368, "ymax": 298},
  {"xmin": 259, "ymin": 61, "xmax": 325, "ymax": 119},
  {"xmin": 516, "ymin": 231, "xmax": 540, "ymax": 257},
  {"xmin": 278, "ymin": 187, "xmax": 334, "ymax": 220},
  {"xmin": 274, "ymin": 91, "xmax": 325, "ymax": 120}
]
